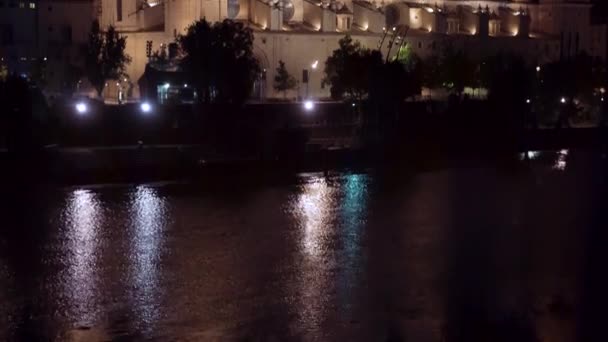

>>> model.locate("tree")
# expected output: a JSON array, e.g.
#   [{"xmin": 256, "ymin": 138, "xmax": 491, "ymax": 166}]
[
  {"xmin": 0, "ymin": 61, "xmax": 7, "ymax": 82},
  {"xmin": 439, "ymin": 48, "xmax": 475, "ymax": 95},
  {"xmin": 323, "ymin": 35, "xmax": 382, "ymax": 101},
  {"xmin": 84, "ymin": 20, "xmax": 131, "ymax": 98},
  {"xmin": 421, "ymin": 55, "xmax": 442, "ymax": 99},
  {"xmin": 273, "ymin": 60, "xmax": 296, "ymax": 99},
  {"xmin": 178, "ymin": 19, "xmax": 260, "ymax": 104}
]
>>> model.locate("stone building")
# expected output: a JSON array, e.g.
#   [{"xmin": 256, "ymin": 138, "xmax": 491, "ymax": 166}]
[
  {"xmin": 0, "ymin": 0, "xmax": 95, "ymax": 94},
  {"xmin": 1, "ymin": 0, "xmax": 606, "ymax": 100}
]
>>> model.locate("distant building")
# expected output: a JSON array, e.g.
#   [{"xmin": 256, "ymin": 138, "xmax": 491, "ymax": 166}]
[
  {"xmin": 0, "ymin": 0, "xmax": 95, "ymax": 95},
  {"xmin": 2, "ymin": 0, "xmax": 606, "ymax": 101}
]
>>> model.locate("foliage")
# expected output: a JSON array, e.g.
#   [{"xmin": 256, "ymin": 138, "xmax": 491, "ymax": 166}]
[
  {"xmin": 63, "ymin": 64, "xmax": 84, "ymax": 95},
  {"xmin": 84, "ymin": 20, "xmax": 132, "ymax": 97},
  {"xmin": 29, "ymin": 60, "xmax": 48, "ymax": 88},
  {"xmin": 0, "ymin": 61, "xmax": 7, "ymax": 81},
  {"xmin": 421, "ymin": 55, "xmax": 442, "ymax": 94},
  {"xmin": 323, "ymin": 35, "xmax": 382, "ymax": 101},
  {"xmin": 178, "ymin": 19, "xmax": 260, "ymax": 104},
  {"xmin": 273, "ymin": 60, "xmax": 296, "ymax": 98},
  {"xmin": 534, "ymin": 53, "xmax": 606, "ymax": 126},
  {"xmin": 480, "ymin": 54, "xmax": 532, "ymax": 104},
  {"xmin": 439, "ymin": 48, "xmax": 475, "ymax": 94}
]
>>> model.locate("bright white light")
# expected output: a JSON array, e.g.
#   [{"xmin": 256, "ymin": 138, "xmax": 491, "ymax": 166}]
[
  {"xmin": 311, "ymin": 60, "xmax": 318, "ymax": 69},
  {"xmin": 352, "ymin": 102, "xmax": 356, "ymax": 107},
  {"xmin": 140, "ymin": 102, "xmax": 152, "ymax": 113},
  {"xmin": 526, "ymin": 99, "xmax": 531, "ymax": 104},
  {"xmin": 392, "ymin": 27, "xmax": 396, "ymax": 31},
  {"xmin": 536, "ymin": 66, "xmax": 541, "ymax": 72},
  {"xmin": 163, "ymin": 83, "xmax": 170, "ymax": 89},
  {"xmin": 561, "ymin": 97, "xmax": 566, "ymax": 104},
  {"xmin": 184, "ymin": 83, "xmax": 188, "ymax": 88},
  {"xmin": 424, "ymin": 7, "xmax": 434, "ymax": 13},
  {"xmin": 43, "ymin": 57, "xmax": 47, "ymax": 61},
  {"xmin": 75, "ymin": 102, "xmax": 87, "ymax": 114},
  {"xmin": 553, "ymin": 149, "xmax": 569, "ymax": 171},
  {"xmin": 304, "ymin": 100, "xmax": 314, "ymax": 111}
]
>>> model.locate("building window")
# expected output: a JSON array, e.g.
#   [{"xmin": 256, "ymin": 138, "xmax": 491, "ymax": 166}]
[
  {"xmin": 18, "ymin": 2, "xmax": 24, "ymax": 8},
  {"xmin": 28, "ymin": 2, "xmax": 34, "ymax": 9},
  {"xmin": 116, "ymin": 0, "xmax": 122, "ymax": 21}
]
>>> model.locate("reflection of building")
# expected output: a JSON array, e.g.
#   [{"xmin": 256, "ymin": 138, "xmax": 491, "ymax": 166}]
[{"xmin": 2, "ymin": 1, "xmax": 606, "ymax": 100}]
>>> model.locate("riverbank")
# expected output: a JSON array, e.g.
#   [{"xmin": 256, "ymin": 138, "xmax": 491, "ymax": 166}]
[{"xmin": 1, "ymin": 125, "xmax": 606, "ymax": 186}]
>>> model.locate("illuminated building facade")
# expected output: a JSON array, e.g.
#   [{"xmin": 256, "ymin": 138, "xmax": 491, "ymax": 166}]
[{"xmin": 1, "ymin": 0, "xmax": 606, "ymax": 99}]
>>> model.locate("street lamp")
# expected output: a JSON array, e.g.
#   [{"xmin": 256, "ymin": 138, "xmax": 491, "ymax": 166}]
[
  {"xmin": 140, "ymin": 102, "xmax": 152, "ymax": 113},
  {"xmin": 304, "ymin": 100, "xmax": 314, "ymax": 111},
  {"xmin": 75, "ymin": 102, "xmax": 87, "ymax": 114},
  {"xmin": 311, "ymin": 60, "xmax": 318, "ymax": 70},
  {"xmin": 536, "ymin": 66, "xmax": 541, "ymax": 72},
  {"xmin": 561, "ymin": 97, "xmax": 566, "ymax": 104}
]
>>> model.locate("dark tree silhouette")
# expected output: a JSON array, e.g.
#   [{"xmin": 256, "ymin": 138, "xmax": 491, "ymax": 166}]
[
  {"xmin": 178, "ymin": 19, "xmax": 260, "ymax": 104},
  {"xmin": 273, "ymin": 60, "xmax": 296, "ymax": 99},
  {"xmin": 323, "ymin": 35, "xmax": 382, "ymax": 101},
  {"xmin": 440, "ymin": 48, "xmax": 475, "ymax": 95},
  {"xmin": 84, "ymin": 20, "xmax": 131, "ymax": 98}
]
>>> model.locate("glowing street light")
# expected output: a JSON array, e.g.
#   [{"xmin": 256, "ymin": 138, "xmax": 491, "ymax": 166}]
[
  {"xmin": 311, "ymin": 60, "xmax": 318, "ymax": 69},
  {"xmin": 561, "ymin": 97, "xmax": 566, "ymax": 104},
  {"xmin": 75, "ymin": 102, "xmax": 87, "ymax": 114},
  {"xmin": 140, "ymin": 102, "xmax": 152, "ymax": 113},
  {"xmin": 536, "ymin": 66, "xmax": 541, "ymax": 72},
  {"xmin": 526, "ymin": 99, "xmax": 531, "ymax": 104},
  {"xmin": 304, "ymin": 100, "xmax": 314, "ymax": 111}
]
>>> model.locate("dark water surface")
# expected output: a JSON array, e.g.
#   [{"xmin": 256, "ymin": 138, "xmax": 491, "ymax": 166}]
[{"xmin": 2, "ymin": 150, "xmax": 608, "ymax": 341}]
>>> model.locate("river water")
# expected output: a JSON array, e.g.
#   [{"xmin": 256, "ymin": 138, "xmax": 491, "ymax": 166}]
[{"xmin": 1, "ymin": 150, "xmax": 608, "ymax": 341}]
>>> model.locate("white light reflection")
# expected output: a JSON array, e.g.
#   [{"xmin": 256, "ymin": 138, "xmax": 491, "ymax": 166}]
[
  {"xmin": 553, "ymin": 149, "xmax": 569, "ymax": 171},
  {"xmin": 63, "ymin": 189, "xmax": 103, "ymax": 324},
  {"xmin": 519, "ymin": 150, "xmax": 541, "ymax": 161},
  {"xmin": 129, "ymin": 185, "xmax": 167, "ymax": 328},
  {"xmin": 290, "ymin": 175, "xmax": 338, "ymax": 330},
  {"xmin": 295, "ymin": 176, "xmax": 335, "ymax": 258}
]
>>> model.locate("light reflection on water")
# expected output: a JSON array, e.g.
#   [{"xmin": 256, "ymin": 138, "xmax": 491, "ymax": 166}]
[
  {"xmin": 128, "ymin": 186, "xmax": 167, "ymax": 329},
  {"xmin": 290, "ymin": 174, "xmax": 370, "ymax": 337},
  {"xmin": 61, "ymin": 189, "xmax": 103, "ymax": 325},
  {"xmin": 291, "ymin": 175, "xmax": 337, "ymax": 333},
  {"xmin": 553, "ymin": 149, "xmax": 569, "ymax": 171},
  {"xmin": 294, "ymin": 176, "xmax": 336, "ymax": 259},
  {"xmin": 1, "ymin": 155, "xmax": 599, "ymax": 340},
  {"xmin": 520, "ymin": 149, "xmax": 570, "ymax": 171}
]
